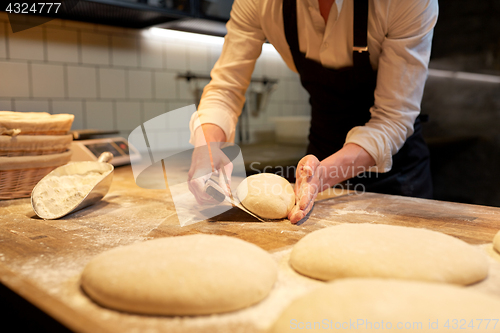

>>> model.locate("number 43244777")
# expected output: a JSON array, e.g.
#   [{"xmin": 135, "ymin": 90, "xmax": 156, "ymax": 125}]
[{"xmin": 5, "ymin": 3, "xmax": 62, "ymax": 14}]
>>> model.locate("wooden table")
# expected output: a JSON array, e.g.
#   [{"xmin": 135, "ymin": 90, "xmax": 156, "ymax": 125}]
[{"xmin": 1, "ymin": 166, "xmax": 500, "ymax": 332}]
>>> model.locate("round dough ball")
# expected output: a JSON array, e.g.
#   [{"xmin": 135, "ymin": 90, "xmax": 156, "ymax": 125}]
[
  {"xmin": 269, "ymin": 278, "xmax": 500, "ymax": 333},
  {"xmin": 493, "ymin": 230, "xmax": 500, "ymax": 254},
  {"xmin": 81, "ymin": 234, "xmax": 277, "ymax": 315},
  {"xmin": 290, "ymin": 223, "xmax": 488, "ymax": 285},
  {"xmin": 236, "ymin": 173, "xmax": 295, "ymax": 219}
]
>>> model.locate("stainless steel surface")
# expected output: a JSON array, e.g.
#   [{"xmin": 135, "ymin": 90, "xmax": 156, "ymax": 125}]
[{"xmin": 31, "ymin": 152, "xmax": 114, "ymax": 220}]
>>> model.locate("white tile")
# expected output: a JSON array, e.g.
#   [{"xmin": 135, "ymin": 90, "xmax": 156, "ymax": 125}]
[
  {"xmin": 288, "ymin": 70, "xmax": 300, "ymax": 80},
  {"xmin": 292, "ymin": 103, "xmax": 310, "ymax": 116},
  {"xmin": 155, "ymin": 131, "xmax": 180, "ymax": 151},
  {"xmin": 52, "ymin": 100, "xmax": 84, "ymax": 130},
  {"xmin": 282, "ymin": 102, "xmax": 296, "ymax": 116},
  {"xmin": 140, "ymin": 38, "xmax": 163, "ymax": 69},
  {"xmin": 116, "ymin": 101, "xmax": 141, "ymax": 131},
  {"xmin": 208, "ymin": 46, "xmax": 222, "ymax": 71},
  {"xmin": 63, "ymin": 20, "xmax": 96, "ymax": 31},
  {"xmin": 127, "ymin": 128, "xmax": 148, "ymax": 154},
  {"xmin": 188, "ymin": 45, "xmax": 209, "ymax": 73},
  {"xmin": 252, "ymin": 56, "xmax": 264, "ymax": 78},
  {"xmin": 143, "ymin": 101, "xmax": 167, "ymax": 129},
  {"xmin": 128, "ymin": 70, "xmax": 152, "ymax": 99},
  {"xmin": 168, "ymin": 105, "xmax": 192, "ymax": 130},
  {"xmin": 266, "ymin": 101, "xmax": 283, "ymax": 118},
  {"xmin": 178, "ymin": 130, "xmax": 192, "ymax": 149},
  {"xmin": 0, "ymin": 98, "xmax": 12, "ymax": 110},
  {"xmin": 248, "ymin": 113, "xmax": 263, "ymax": 128},
  {"xmin": 298, "ymin": 83, "xmax": 309, "ymax": 102},
  {"xmin": 0, "ymin": 61, "xmax": 29, "ymax": 97},
  {"xmin": 154, "ymin": 71, "xmax": 177, "ymax": 99},
  {"xmin": 67, "ymin": 66, "xmax": 97, "ymax": 98},
  {"xmin": 169, "ymin": 101, "xmax": 192, "ymax": 112},
  {"xmin": 0, "ymin": 23, "xmax": 6, "ymax": 58},
  {"xmin": 270, "ymin": 79, "xmax": 286, "ymax": 102},
  {"xmin": 14, "ymin": 99, "xmax": 50, "ymax": 113},
  {"xmin": 46, "ymin": 28, "xmax": 79, "ymax": 63},
  {"xmin": 118, "ymin": 130, "xmax": 132, "ymax": 141},
  {"xmin": 99, "ymin": 68, "xmax": 126, "ymax": 99},
  {"xmin": 264, "ymin": 54, "xmax": 281, "ymax": 79},
  {"xmin": 178, "ymin": 79, "xmax": 196, "ymax": 101},
  {"xmin": 96, "ymin": 24, "xmax": 128, "ymax": 34},
  {"xmin": 286, "ymin": 80, "xmax": 303, "ymax": 102},
  {"xmin": 86, "ymin": 101, "xmax": 114, "ymax": 130},
  {"xmin": 278, "ymin": 60, "xmax": 295, "ymax": 79},
  {"xmin": 286, "ymin": 76, "xmax": 307, "ymax": 102},
  {"xmin": 81, "ymin": 31, "xmax": 110, "ymax": 66},
  {"xmin": 111, "ymin": 35, "xmax": 138, "ymax": 67},
  {"xmin": 44, "ymin": 19, "xmax": 64, "ymax": 27},
  {"xmin": 31, "ymin": 63, "xmax": 65, "ymax": 98},
  {"xmin": 165, "ymin": 42, "xmax": 187, "ymax": 71},
  {"xmin": 8, "ymin": 26, "xmax": 44, "ymax": 61}
]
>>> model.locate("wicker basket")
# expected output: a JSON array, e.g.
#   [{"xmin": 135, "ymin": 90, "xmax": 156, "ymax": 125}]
[
  {"xmin": 0, "ymin": 150, "xmax": 72, "ymax": 199},
  {"xmin": 0, "ymin": 134, "xmax": 73, "ymax": 157},
  {"xmin": 0, "ymin": 111, "xmax": 74, "ymax": 135}
]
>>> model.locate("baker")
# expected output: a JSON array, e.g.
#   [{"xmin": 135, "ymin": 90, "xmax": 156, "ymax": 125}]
[{"xmin": 188, "ymin": 0, "xmax": 438, "ymax": 224}]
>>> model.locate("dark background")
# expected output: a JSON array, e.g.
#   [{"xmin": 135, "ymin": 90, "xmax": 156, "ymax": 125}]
[{"xmin": 421, "ymin": 0, "xmax": 500, "ymax": 207}]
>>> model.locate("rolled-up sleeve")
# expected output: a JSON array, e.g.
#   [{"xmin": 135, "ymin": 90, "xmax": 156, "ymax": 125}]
[
  {"xmin": 345, "ymin": 0, "xmax": 439, "ymax": 172},
  {"xmin": 189, "ymin": 0, "xmax": 266, "ymax": 143}
]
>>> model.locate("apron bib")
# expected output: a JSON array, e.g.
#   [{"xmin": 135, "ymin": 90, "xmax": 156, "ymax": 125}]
[{"xmin": 282, "ymin": 0, "xmax": 432, "ymax": 198}]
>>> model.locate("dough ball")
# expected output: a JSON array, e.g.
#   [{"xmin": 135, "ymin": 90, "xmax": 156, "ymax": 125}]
[
  {"xmin": 269, "ymin": 278, "xmax": 500, "ymax": 333},
  {"xmin": 236, "ymin": 173, "xmax": 295, "ymax": 219},
  {"xmin": 494, "ymin": 230, "xmax": 500, "ymax": 254},
  {"xmin": 81, "ymin": 234, "xmax": 277, "ymax": 315},
  {"xmin": 290, "ymin": 223, "xmax": 488, "ymax": 285}
]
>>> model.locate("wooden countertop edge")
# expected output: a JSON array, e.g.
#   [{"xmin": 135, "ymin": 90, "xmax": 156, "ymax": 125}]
[{"xmin": 0, "ymin": 263, "xmax": 112, "ymax": 333}]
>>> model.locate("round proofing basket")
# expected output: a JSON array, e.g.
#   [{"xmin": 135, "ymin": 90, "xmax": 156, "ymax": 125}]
[
  {"xmin": 0, "ymin": 111, "xmax": 74, "ymax": 135},
  {"xmin": 0, "ymin": 134, "xmax": 73, "ymax": 157},
  {"xmin": 0, "ymin": 150, "xmax": 72, "ymax": 200}
]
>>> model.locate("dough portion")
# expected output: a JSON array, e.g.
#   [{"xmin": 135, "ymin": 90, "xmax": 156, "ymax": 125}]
[
  {"xmin": 236, "ymin": 173, "xmax": 295, "ymax": 219},
  {"xmin": 290, "ymin": 223, "xmax": 488, "ymax": 285},
  {"xmin": 81, "ymin": 234, "xmax": 277, "ymax": 315},
  {"xmin": 269, "ymin": 278, "xmax": 500, "ymax": 333},
  {"xmin": 494, "ymin": 230, "xmax": 500, "ymax": 254}
]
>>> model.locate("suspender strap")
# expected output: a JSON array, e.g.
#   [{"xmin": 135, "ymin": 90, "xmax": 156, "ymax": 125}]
[
  {"xmin": 353, "ymin": 0, "xmax": 370, "ymax": 66},
  {"xmin": 353, "ymin": 0, "xmax": 369, "ymax": 50},
  {"xmin": 283, "ymin": 0, "xmax": 300, "ymax": 54}
]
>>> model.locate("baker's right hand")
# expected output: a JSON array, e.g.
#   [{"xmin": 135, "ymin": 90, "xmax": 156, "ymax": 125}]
[{"xmin": 187, "ymin": 124, "xmax": 233, "ymax": 205}]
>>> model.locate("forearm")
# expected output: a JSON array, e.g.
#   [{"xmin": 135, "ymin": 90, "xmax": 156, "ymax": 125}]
[
  {"xmin": 319, "ymin": 143, "xmax": 376, "ymax": 189},
  {"xmin": 193, "ymin": 124, "xmax": 227, "ymax": 147},
  {"xmin": 194, "ymin": 0, "xmax": 265, "ymax": 144}
]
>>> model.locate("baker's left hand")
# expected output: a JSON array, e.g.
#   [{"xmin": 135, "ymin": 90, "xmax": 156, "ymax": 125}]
[{"xmin": 288, "ymin": 155, "xmax": 327, "ymax": 224}]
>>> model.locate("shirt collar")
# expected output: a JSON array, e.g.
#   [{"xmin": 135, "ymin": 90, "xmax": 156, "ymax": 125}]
[
  {"xmin": 307, "ymin": 0, "xmax": 345, "ymax": 21},
  {"xmin": 336, "ymin": 0, "xmax": 344, "ymax": 19}
]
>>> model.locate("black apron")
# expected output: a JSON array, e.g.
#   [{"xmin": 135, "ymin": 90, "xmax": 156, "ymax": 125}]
[{"xmin": 283, "ymin": 0, "xmax": 433, "ymax": 198}]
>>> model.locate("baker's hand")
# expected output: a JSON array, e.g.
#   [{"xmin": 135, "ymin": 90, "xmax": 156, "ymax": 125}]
[
  {"xmin": 288, "ymin": 155, "xmax": 327, "ymax": 224},
  {"xmin": 188, "ymin": 125, "xmax": 232, "ymax": 205}
]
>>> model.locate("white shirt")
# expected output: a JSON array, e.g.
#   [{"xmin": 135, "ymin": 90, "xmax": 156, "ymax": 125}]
[{"xmin": 190, "ymin": 0, "xmax": 439, "ymax": 172}]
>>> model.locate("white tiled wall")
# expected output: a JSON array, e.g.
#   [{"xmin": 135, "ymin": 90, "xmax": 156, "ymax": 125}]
[{"xmin": 0, "ymin": 11, "xmax": 310, "ymax": 150}]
